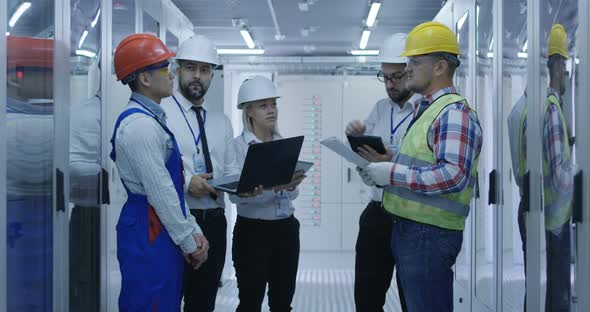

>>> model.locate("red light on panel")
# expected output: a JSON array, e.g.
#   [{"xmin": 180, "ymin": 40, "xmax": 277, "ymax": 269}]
[
  {"xmin": 313, "ymin": 174, "xmax": 319, "ymax": 178},
  {"xmin": 313, "ymin": 216, "xmax": 319, "ymax": 220}
]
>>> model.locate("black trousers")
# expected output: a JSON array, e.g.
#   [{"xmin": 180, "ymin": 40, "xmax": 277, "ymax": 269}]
[
  {"xmin": 183, "ymin": 208, "xmax": 227, "ymax": 312},
  {"xmin": 354, "ymin": 201, "xmax": 407, "ymax": 312},
  {"xmin": 232, "ymin": 215, "xmax": 300, "ymax": 312},
  {"xmin": 69, "ymin": 206, "xmax": 100, "ymax": 312},
  {"xmin": 518, "ymin": 200, "xmax": 572, "ymax": 312}
]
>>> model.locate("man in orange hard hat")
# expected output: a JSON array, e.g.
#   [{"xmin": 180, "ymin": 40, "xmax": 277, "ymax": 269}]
[{"xmin": 110, "ymin": 33, "xmax": 209, "ymax": 311}]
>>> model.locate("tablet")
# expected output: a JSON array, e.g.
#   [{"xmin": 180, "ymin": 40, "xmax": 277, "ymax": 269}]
[
  {"xmin": 346, "ymin": 135, "xmax": 386, "ymax": 154},
  {"xmin": 295, "ymin": 160, "xmax": 314, "ymax": 173}
]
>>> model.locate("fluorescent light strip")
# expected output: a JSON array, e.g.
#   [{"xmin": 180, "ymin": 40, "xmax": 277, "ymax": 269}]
[
  {"xmin": 365, "ymin": 2, "xmax": 381, "ymax": 27},
  {"xmin": 78, "ymin": 30, "xmax": 88, "ymax": 48},
  {"xmin": 91, "ymin": 9, "xmax": 101, "ymax": 28},
  {"xmin": 457, "ymin": 11, "xmax": 468, "ymax": 31},
  {"xmin": 76, "ymin": 49, "xmax": 97, "ymax": 58},
  {"xmin": 217, "ymin": 48, "xmax": 265, "ymax": 55},
  {"xmin": 240, "ymin": 29, "xmax": 256, "ymax": 49},
  {"xmin": 350, "ymin": 49, "xmax": 379, "ymax": 56},
  {"xmin": 9, "ymin": 2, "xmax": 31, "ymax": 28},
  {"xmin": 359, "ymin": 30, "xmax": 371, "ymax": 49}
]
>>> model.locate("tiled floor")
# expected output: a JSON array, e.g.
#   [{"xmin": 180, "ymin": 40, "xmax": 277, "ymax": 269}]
[{"xmin": 214, "ymin": 251, "xmax": 404, "ymax": 312}]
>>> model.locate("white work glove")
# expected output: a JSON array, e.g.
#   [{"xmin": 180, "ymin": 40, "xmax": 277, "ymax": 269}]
[
  {"xmin": 356, "ymin": 167, "xmax": 376, "ymax": 186},
  {"xmin": 364, "ymin": 162, "xmax": 395, "ymax": 187}
]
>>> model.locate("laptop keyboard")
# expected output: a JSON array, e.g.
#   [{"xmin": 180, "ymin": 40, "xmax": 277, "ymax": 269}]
[{"xmin": 218, "ymin": 181, "xmax": 239, "ymax": 190}]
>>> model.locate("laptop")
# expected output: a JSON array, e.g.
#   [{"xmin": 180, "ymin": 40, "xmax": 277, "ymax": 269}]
[{"xmin": 209, "ymin": 136, "xmax": 305, "ymax": 194}]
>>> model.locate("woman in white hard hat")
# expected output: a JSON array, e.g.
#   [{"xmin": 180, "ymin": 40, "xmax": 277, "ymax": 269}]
[{"xmin": 230, "ymin": 76, "xmax": 306, "ymax": 311}]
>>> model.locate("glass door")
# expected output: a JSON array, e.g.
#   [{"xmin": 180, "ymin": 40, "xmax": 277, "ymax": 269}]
[
  {"xmin": 68, "ymin": 0, "xmax": 103, "ymax": 311},
  {"xmin": 501, "ymin": 0, "xmax": 528, "ymax": 310},
  {"xmin": 5, "ymin": 0, "xmax": 56, "ymax": 310}
]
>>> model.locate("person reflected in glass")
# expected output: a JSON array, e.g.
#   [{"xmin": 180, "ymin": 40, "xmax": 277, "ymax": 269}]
[{"xmin": 542, "ymin": 23, "xmax": 574, "ymax": 312}]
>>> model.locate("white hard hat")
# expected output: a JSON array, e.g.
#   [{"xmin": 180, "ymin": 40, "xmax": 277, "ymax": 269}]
[
  {"xmin": 379, "ymin": 33, "xmax": 408, "ymax": 64},
  {"xmin": 237, "ymin": 76, "xmax": 281, "ymax": 109},
  {"xmin": 176, "ymin": 35, "xmax": 218, "ymax": 65}
]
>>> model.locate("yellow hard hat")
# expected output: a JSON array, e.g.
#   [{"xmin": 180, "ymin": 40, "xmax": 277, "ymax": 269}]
[
  {"xmin": 401, "ymin": 21, "xmax": 461, "ymax": 57},
  {"xmin": 548, "ymin": 24, "xmax": 568, "ymax": 59}
]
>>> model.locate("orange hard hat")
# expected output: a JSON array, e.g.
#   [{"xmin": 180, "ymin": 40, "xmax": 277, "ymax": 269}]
[
  {"xmin": 114, "ymin": 33, "xmax": 175, "ymax": 81},
  {"xmin": 7, "ymin": 36, "xmax": 54, "ymax": 69}
]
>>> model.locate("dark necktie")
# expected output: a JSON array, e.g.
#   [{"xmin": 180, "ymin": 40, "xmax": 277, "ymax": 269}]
[{"xmin": 193, "ymin": 106, "xmax": 217, "ymax": 200}]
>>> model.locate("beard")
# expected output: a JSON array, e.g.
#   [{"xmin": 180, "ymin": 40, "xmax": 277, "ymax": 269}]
[
  {"xmin": 180, "ymin": 79, "xmax": 209, "ymax": 102},
  {"xmin": 388, "ymin": 87, "xmax": 411, "ymax": 103}
]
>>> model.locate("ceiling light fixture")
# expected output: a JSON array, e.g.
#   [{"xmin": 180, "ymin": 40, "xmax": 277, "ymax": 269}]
[
  {"xmin": 91, "ymin": 9, "xmax": 101, "ymax": 28},
  {"xmin": 217, "ymin": 48, "xmax": 265, "ymax": 55},
  {"xmin": 78, "ymin": 30, "xmax": 88, "ymax": 48},
  {"xmin": 350, "ymin": 49, "xmax": 379, "ymax": 56},
  {"xmin": 366, "ymin": 1, "xmax": 381, "ymax": 27},
  {"xmin": 240, "ymin": 29, "xmax": 256, "ymax": 49},
  {"xmin": 9, "ymin": 2, "xmax": 32, "ymax": 28},
  {"xmin": 76, "ymin": 49, "xmax": 97, "ymax": 58},
  {"xmin": 359, "ymin": 29, "xmax": 371, "ymax": 49}
]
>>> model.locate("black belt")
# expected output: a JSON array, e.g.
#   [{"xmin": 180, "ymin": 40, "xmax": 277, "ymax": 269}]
[{"xmin": 190, "ymin": 208, "xmax": 224, "ymax": 220}]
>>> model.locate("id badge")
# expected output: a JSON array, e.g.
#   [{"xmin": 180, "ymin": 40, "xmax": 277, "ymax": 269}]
[
  {"xmin": 390, "ymin": 135, "xmax": 402, "ymax": 156},
  {"xmin": 193, "ymin": 152, "xmax": 207, "ymax": 174},
  {"xmin": 274, "ymin": 193, "xmax": 291, "ymax": 217}
]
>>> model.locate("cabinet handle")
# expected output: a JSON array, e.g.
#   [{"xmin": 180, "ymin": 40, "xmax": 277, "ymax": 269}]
[
  {"xmin": 347, "ymin": 168, "xmax": 351, "ymax": 183},
  {"xmin": 56, "ymin": 168, "xmax": 65, "ymax": 212},
  {"xmin": 573, "ymin": 170, "xmax": 583, "ymax": 223},
  {"xmin": 488, "ymin": 169, "xmax": 498, "ymax": 205}
]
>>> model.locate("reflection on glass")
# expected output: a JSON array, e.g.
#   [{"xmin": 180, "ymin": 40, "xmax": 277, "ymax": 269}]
[
  {"xmin": 166, "ymin": 30, "xmax": 179, "ymax": 52},
  {"xmin": 112, "ymin": 0, "xmax": 135, "ymax": 54},
  {"xmin": 503, "ymin": 0, "xmax": 527, "ymax": 310},
  {"xmin": 69, "ymin": 1, "xmax": 102, "ymax": 311},
  {"xmin": 541, "ymin": 21, "xmax": 576, "ymax": 312},
  {"xmin": 474, "ymin": 0, "xmax": 495, "ymax": 309},
  {"xmin": 6, "ymin": 1, "xmax": 55, "ymax": 310},
  {"xmin": 143, "ymin": 11, "xmax": 159, "ymax": 37},
  {"xmin": 454, "ymin": 9, "xmax": 471, "ymax": 291}
]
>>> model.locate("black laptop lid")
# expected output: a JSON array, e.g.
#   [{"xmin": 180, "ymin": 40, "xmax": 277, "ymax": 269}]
[{"xmin": 238, "ymin": 136, "xmax": 304, "ymax": 192}]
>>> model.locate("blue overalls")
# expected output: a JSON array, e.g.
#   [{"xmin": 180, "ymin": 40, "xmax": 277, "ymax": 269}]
[{"xmin": 110, "ymin": 102, "xmax": 188, "ymax": 312}]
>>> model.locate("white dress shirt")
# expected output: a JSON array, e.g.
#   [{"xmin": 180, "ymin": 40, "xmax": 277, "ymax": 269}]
[
  {"xmin": 113, "ymin": 92, "xmax": 202, "ymax": 254},
  {"xmin": 228, "ymin": 131, "xmax": 300, "ymax": 220},
  {"xmin": 363, "ymin": 94, "xmax": 419, "ymax": 201},
  {"xmin": 161, "ymin": 89, "xmax": 241, "ymax": 210}
]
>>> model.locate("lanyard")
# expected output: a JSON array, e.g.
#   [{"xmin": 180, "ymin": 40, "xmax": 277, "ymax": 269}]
[
  {"xmin": 172, "ymin": 95, "xmax": 206, "ymax": 153},
  {"xmin": 391, "ymin": 107, "xmax": 413, "ymax": 141}
]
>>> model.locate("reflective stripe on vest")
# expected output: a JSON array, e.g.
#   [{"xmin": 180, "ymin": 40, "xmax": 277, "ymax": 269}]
[
  {"xmin": 383, "ymin": 93, "xmax": 479, "ymax": 231},
  {"xmin": 542, "ymin": 94, "xmax": 572, "ymax": 230}
]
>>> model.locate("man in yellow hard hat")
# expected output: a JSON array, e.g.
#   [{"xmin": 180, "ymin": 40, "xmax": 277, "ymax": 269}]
[
  {"xmin": 358, "ymin": 21, "xmax": 483, "ymax": 311},
  {"xmin": 542, "ymin": 23, "xmax": 574, "ymax": 311}
]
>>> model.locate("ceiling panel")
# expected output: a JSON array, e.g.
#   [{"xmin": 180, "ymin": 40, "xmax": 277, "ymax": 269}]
[{"xmin": 171, "ymin": 0, "xmax": 443, "ymax": 56}]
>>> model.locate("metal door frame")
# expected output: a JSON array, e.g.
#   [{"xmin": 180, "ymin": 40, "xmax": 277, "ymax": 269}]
[
  {"xmin": 53, "ymin": 0, "xmax": 72, "ymax": 310},
  {"xmin": 0, "ymin": 2, "xmax": 7, "ymax": 310},
  {"xmin": 575, "ymin": 0, "xmax": 590, "ymax": 308}
]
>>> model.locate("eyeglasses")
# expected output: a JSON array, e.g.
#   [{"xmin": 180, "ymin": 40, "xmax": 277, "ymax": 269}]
[{"xmin": 377, "ymin": 71, "xmax": 407, "ymax": 83}]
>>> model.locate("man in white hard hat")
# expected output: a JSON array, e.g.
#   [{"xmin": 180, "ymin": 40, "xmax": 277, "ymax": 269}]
[
  {"xmin": 161, "ymin": 35, "xmax": 241, "ymax": 312},
  {"xmin": 345, "ymin": 33, "xmax": 418, "ymax": 312}
]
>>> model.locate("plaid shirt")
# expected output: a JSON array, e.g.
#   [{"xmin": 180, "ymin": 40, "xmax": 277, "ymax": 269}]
[
  {"xmin": 390, "ymin": 87, "xmax": 483, "ymax": 195},
  {"xmin": 543, "ymin": 88, "xmax": 574, "ymax": 193}
]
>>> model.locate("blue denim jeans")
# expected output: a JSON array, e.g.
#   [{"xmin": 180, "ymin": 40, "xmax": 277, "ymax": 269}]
[{"xmin": 391, "ymin": 218, "xmax": 463, "ymax": 312}]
